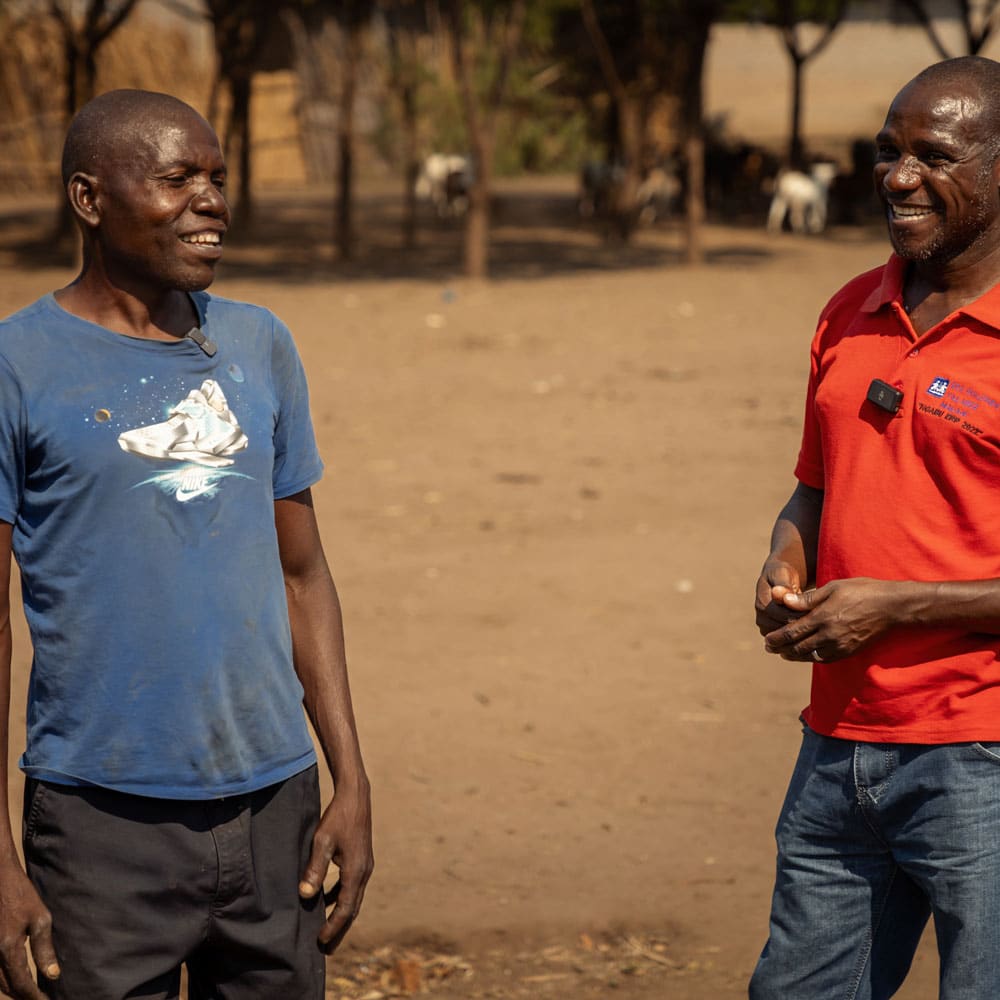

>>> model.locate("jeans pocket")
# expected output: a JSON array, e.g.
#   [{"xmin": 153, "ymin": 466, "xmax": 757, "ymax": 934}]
[
  {"xmin": 22, "ymin": 779, "xmax": 48, "ymax": 844},
  {"xmin": 971, "ymin": 741, "xmax": 1000, "ymax": 765}
]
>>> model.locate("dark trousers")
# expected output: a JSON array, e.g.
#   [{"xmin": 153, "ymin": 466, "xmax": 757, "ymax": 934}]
[{"xmin": 23, "ymin": 766, "xmax": 325, "ymax": 1000}]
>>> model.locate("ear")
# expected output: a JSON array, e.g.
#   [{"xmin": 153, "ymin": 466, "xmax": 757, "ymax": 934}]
[{"xmin": 66, "ymin": 172, "xmax": 101, "ymax": 229}]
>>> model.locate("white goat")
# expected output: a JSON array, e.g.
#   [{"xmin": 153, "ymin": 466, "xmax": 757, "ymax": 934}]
[
  {"xmin": 415, "ymin": 153, "xmax": 473, "ymax": 218},
  {"xmin": 767, "ymin": 161, "xmax": 838, "ymax": 234}
]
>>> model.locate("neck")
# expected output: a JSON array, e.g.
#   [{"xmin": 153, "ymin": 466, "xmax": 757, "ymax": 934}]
[
  {"xmin": 55, "ymin": 267, "xmax": 199, "ymax": 341},
  {"xmin": 904, "ymin": 238, "xmax": 1000, "ymax": 319}
]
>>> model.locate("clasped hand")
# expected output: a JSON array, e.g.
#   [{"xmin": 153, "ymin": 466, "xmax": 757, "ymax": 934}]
[{"xmin": 756, "ymin": 571, "xmax": 893, "ymax": 663}]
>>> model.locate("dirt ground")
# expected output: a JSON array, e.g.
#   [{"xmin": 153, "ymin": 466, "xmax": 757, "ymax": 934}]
[{"xmin": 0, "ymin": 181, "xmax": 946, "ymax": 1000}]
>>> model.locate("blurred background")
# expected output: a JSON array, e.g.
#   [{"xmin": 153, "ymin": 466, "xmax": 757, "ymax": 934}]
[
  {"xmin": 1, "ymin": 2, "xmax": 999, "ymax": 999},
  {"xmin": 1, "ymin": 0, "xmax": 998, "ymax": 273}
]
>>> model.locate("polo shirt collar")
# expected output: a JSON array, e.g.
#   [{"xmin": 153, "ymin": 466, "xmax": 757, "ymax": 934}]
[{"xmin": 861, "ymin": 253, "xmax": 1000, "ymax": 325}]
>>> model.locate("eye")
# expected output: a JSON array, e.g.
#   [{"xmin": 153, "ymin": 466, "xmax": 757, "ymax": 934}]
[
  {"xmin": 875, "ymin": 143, "xmax": 898, "ymax": 162},
  {"xmin": 212, "ymin": 175, "xmax": 226, "ymax": 191},
  {"xmin": 922, "ymin": 150, "xmax": 950, "ymax": 166},
  {"xmin": 165, "ymin": 174, "xmax": 189, "ymax": 186}
]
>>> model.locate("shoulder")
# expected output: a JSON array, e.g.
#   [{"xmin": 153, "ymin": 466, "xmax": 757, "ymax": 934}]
[
  {"xmin": 1, "ymin": 293, "xmax": 60, "ymax": 333},
  {"xmin": 0, "ymin": 294, "xmax": 64, "ymax": 370},
  {"xmin": 194, "ymin": 291, "xmax": 282, "ymax": 331}
]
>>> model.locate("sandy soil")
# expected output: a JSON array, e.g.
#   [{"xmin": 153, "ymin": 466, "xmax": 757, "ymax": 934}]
[{"xmin": 0, "ymin": 181, "xmax": 946, "ymax": 999}]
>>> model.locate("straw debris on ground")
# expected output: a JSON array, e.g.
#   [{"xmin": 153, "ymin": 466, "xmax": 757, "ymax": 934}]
[{"xmin": 326, "ymin": 932, "xmax": 715, "ymax": 998}]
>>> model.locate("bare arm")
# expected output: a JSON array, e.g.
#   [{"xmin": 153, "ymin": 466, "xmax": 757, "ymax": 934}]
[
  {"xmin": 755, "ymin": 482, "xmax": 824, "ymax": 636},
  {"xmin": 274, "ymin": 491, "xmax": 373, "ymax": 954},
  {"xmin": 0, "ymin": 523, "xmax": 59, "ymax": 998},
  {"xmin": 765, "ymin": 576, "xmax": 1000, "ymax": 663},
  {"xmin": 758, "ymin": 484, "xmax": 1000, "ymax": 662}
]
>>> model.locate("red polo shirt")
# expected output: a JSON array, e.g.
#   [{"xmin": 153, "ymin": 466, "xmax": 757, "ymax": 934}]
[{"xmin": 797, "ymin": 255, "xmax": 1000, "ymax": 742}]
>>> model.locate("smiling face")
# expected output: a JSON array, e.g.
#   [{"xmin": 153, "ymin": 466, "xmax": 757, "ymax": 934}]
[
  {"xmin": 873, "ymin": 77, "xmax": 1000, "ymax": 267},
  {"xmin": 92, "ymin": 107, "xmax": 230, "ymax": 294}
]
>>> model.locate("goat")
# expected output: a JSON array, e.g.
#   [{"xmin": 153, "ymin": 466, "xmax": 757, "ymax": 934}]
[
  {"xmin": 415, "ymin": 153, "xmax": 473, "ymax": 218},
  {"xmin": 766, "ymin": 161, "xmax": 838, "ymax": 234},
  {"xmin": 578, "ymin": 161, "xmax": 680, "ymax": 226}
]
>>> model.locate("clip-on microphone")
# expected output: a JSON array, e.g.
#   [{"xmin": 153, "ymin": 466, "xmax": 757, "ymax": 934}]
[{"xmin": 184, "ymin": 327, "xmax": 217, "ymax": 358}]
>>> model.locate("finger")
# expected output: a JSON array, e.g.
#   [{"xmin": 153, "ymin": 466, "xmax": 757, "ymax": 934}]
[
  {"xmin": 769, "ymin": 584, "xmax": 800, "ymax": 603},
  {"xmin": 0, "ymin": 950, "xmax": 47, "ymax": 1000},
  {"xmin": 318, "ymin": 886, "xmax": 353, "ymax": 952},
  {"xmin": 781, "ymin": 585, "xmax": 825, "ymax": 613},
  {"xmin": 319, "ymin": 871, "xmax": 369, "ymax": 953},
  {"xmin": 757, "ymin": 603, "xmax": 805, "ymax": 632},
  {"xmin": 764, "ymin": 618, "xmax": 818, "ymax": 653},
  {"xmin": 298, "ymin": 838, "xmax": 333, "ymax": 899},
  {"xmin": 28, "ymin": 913, "xmax": 59, "ymax": 983}
]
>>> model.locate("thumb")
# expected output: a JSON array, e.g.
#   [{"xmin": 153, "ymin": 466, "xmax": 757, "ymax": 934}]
[
  {"xmin": 781, "ymin": 588, "xmax": 816, "ymax": 611},
  {"xmin": 299, "ymin": 841, "xmax": 332, "ymax": 899}
]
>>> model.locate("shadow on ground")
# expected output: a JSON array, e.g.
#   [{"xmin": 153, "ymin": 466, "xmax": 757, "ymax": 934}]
[{"xmin": 0, "ymin": 179, "xmax": 882, "ymax": 285}]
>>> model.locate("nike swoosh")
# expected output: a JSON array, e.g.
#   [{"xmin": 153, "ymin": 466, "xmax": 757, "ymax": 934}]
[{"xmin": 175, "ymin": 483, "xmax": 215, "ymax": 502}]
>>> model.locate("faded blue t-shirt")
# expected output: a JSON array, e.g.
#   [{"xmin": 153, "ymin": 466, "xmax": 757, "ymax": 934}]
[{"xmin": 0, "ymin": 292, "xmax": 323, "ymax": 798}]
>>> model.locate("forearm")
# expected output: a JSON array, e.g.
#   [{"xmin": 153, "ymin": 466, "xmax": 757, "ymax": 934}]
[
  {"xmin": 877, "ymin": 578, "xmax": 1000, "ymax": 635},
  {"xmin": 285, "ymin": 565, "xmax": 368, "ymax": 792},
  {"xmin": 0, "ymin": 620, "xmax": 17, "ymax": 864},
  {"xmin": 0, "ymin": 525, "xmax": 18, "ymax": 861},
  {"xmin": 765, "ymin": 483, "xmax": 824, "ymax": 588}
]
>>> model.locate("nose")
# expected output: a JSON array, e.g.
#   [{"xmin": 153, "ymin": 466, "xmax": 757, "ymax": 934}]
[
  {"xmin": 191, "ymin": 180, "xmax": 230, "ymax": 221},
  {"xmin": 879, "ymin": 154, "xmax": 921, "ymax": 193}
]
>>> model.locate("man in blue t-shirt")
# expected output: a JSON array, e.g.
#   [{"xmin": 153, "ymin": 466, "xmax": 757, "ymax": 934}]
[{"xmin": 0, "ymin": 90, "xmax": 373, "ymax": 999}]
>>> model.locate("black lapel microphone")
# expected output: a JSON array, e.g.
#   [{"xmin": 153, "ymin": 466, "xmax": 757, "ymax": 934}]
[{"xmin": 184, "ymin": 327, "xmax": 217, "ymax": 357}]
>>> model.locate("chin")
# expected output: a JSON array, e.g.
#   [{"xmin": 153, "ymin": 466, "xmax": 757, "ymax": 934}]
[{"xmin": 174, "ymin": 268, "xmax": 219, "ymax": 293}]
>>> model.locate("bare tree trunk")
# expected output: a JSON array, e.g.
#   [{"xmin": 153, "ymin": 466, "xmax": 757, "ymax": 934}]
[
  {"xmin": 336, "ymin": 24, "xmax": 358, "ymax": 260},
  {"xmin": 401, "ymin": 81, "xmax": 419, "ymax": 249},
  {"xmin": 613, "ymin": 97, "xmax": 642, "ymax": 241},
  {"xmin": 230, "ymin": 74, "xmax": 252, "ymax": 225},
  {"xmin": 580, "ymin": 0, "xmax": 641, "ymax": 242},
  {"xmin": 447, "ymin": 0, "xmax": 526, "ymax": 279},
  {"xmin": 789, "ymin": 54, "xmax": 804, "ymax": 169},
  {"xmin": 49, "ymin": 0, "xmax": 140, "ymax": 243},
  {"xmin": 465, "ymin": 142, "xmax": 491, "ymax": 278},
  {"xmin": 777, "ymin": 1, "xmax": 847, "ymax": 168},
  {"xmin": 683, "ymin": 131, "xmax": 704, "ymax": 266}
]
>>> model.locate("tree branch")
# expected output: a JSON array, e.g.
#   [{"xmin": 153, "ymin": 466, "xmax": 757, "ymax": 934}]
[
  {"xmin": 800, "ymin": 0, "xmax": 848, "ymax": 61},
  {"xmin": 897, "ymin": 0, "xmax": 954, "ymax": 59},
  {"xmin": 488, "ymin": 0, "xmax": 526, "ymax": 113},
  {"xmin": 580, "ymin": 0, "xmax": 627, "ymax": 106}
]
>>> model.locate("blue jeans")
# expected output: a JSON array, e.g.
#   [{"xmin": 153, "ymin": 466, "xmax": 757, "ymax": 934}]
[{"xmin": 749, "ymin": 725, "xmax": 1000, "ymax": 1000}]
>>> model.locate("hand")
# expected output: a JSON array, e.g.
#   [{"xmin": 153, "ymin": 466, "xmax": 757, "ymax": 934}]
[
  {"xmin": 298, "ymin": 783, "xmax": 374, "ymax": 954},
  {"xmin": 763, "ymin": 577, "xmax": 895, "ymax": 662},
  {"xmin": 755, "ymin": 559, "xmax": 806, "ymax": 636},
  {"xmin": 0, "ymin": 862, "xmax": 58, "ymax": 999}
]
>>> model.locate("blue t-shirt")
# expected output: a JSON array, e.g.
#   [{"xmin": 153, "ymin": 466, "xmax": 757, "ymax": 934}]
[{"xmin": 0, "ymin": 292, "xmax": 323, "ymax": 798}]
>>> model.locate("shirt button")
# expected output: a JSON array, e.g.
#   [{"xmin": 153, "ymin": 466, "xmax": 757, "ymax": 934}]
[{"xmin": 908, "ymin": 349, "xmax": 919, "ymax": 358}]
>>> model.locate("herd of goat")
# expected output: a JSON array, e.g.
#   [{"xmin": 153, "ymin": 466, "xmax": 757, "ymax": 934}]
[{"xmin": 415, "ymin": 139, "xmax": 881, "ymax": 234}]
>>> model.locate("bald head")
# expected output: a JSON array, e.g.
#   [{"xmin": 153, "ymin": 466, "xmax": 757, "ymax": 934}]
[
  {"xmin": 900, "ymin": 56, "xmax": 1000, "ymax": 158},
  {"xmin": 61, "ymin": 90, "xmax": 215, "ymax": 188}
]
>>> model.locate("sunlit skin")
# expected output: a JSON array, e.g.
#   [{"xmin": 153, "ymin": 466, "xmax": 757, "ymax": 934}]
[
  {"xmin": 872, "ymin": 78, "xmax": 1000, "ymax": 315},
  {"xmin": 0, "ymin": 93, "xmax": 372, "ymax": 997},
  {"xmin": 56, "ymin": 108, "xmax": 230, "ymax": 342},
  {"xmin": 755, "ymin": 67, "xmax": 1000, "ymax": 665}
]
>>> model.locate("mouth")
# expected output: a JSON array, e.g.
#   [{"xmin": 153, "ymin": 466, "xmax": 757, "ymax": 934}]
[
  {"xmin": 887, "ymin": 203, "xmax": 936, "ymax": 221},
  {"xmin": 179, "ymin": 231, "xmax": 225, "ymax": 254}
]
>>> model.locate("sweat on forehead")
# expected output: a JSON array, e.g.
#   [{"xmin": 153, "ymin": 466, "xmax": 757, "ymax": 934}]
[
  {"xmin": 61, "ymin": 89, "xmax": 213, "ymax": 186},
  {"xmin": 898, "ymin": 57, "xmax": 1000, "ymax": 139}
]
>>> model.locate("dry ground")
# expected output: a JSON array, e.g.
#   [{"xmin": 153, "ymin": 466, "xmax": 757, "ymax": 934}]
[{"xmin": 0, "ymin": 182, "xmax": 945, "ymax": 999}]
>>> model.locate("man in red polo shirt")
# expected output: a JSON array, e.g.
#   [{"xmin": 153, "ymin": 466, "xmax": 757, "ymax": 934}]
[{"xmin": 750, "ymin": 56, "xmax": 1000, "ymax": 1000}]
